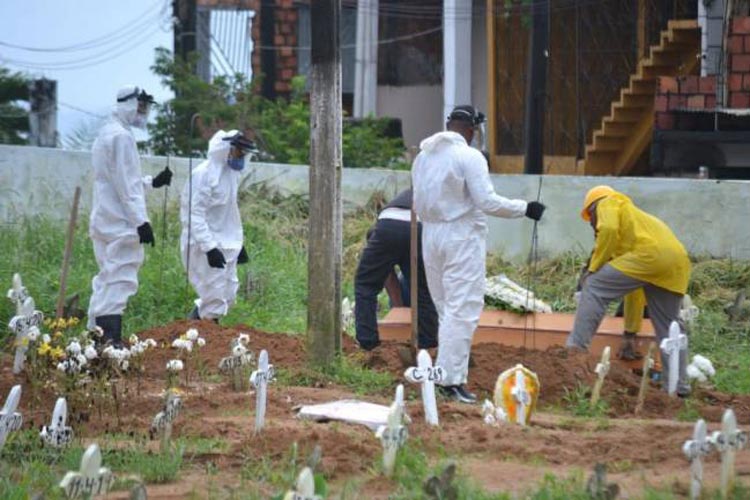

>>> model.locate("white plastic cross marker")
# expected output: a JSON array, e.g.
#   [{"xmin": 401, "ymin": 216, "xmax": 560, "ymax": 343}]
[
  {"xmin": 376, "ymin": 384, "xmax": 408, "ymax": 476},
  {"xmin": 635, "ymin": 342, "xmax": 657, "ymax": 415},
  {"xmin": 60, "ymin": 443, "xmax": 115, "ymax": 499},
  {"xmin": 709, "ymin": 409, "xmax": 748, "ymax": 499},
  {"xmin": 511, "ymin": 369, "xmax": 531, "ymax": 426},
  {"xmin": 150, "ymin": 391, "xmax": 182, "ymax": 452},
  {"xmin": 282, "ymin": 466, "xmax": 321, "ymax": 500},
  {"xmin": 590, "ymin": 346, "xmax": 610, "ymax": 407},
  {"xmin": 250, "ymin": 349, "xmax": 275, "ymax": 434},
  {"xmin": 404, "ymin": 349, "xmax": 444, "ymax": 426},
  {"xmin": 41, "ymin": 397, "xmax": 74, "ymax": 448},
  {"xmin": 8, "ymin": 296, "xmax": 44, "ymax": 374},
  {"xmin": 660, "ymin": 321, "xmax": 688, "ymax": 396},
  {"xmin": 6, "ymin": 273, "xmax": 29, "ymax": 313},
  {"xmin": 682, "ymin": 419, "xmax": 713, "ymax": 500},
  {"xmin": 0, "ymin": 385, "xmax": 23, "ymax": 451},
  {"xmin": 219, "ymin": 342, "xmax": 254, "ymax": 391}
]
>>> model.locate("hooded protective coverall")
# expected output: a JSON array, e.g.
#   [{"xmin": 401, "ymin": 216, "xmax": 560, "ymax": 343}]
[
  {"xmin": 180, "ymin": 130, "xmax": 244, "ymax": 319},
  {"xmin": 87, "ymin": 88, "xmax": 154, "ymax": 329},
  {"xmin": 567, "ymin": 191, "xmax": 691, "ymax": 391},
  {"xmin": 412, "ymin": 131, "xmax": 528, "ymax": 386}
]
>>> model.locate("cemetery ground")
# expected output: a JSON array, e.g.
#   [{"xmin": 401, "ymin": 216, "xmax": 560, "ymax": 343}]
[{"xmin": 2, "ymin": 187, "xmax": 750, "ymax": 498}]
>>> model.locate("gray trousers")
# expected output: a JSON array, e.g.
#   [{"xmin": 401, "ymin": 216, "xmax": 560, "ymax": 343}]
[{"xmin": 566, "ymin": 264, "xmax": 688, "ymax": 392}]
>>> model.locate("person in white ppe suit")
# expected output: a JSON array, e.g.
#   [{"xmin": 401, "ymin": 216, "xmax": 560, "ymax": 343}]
[
  {"xmin": 412, "ymin": 105, "xmax": 546, "ymax": 403},
  {"xmin": 180, "ymin": 129, "xmax": 255, "ymax": 321},
  {"xmin": 87, "ymin": 85, "xmax": 172, "ymax": 346}
]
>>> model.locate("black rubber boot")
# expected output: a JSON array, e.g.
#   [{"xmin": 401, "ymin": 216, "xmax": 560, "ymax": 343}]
[
  {"xmin": 95, "ymin": 315, "xmax": 122, "ymax": 347},
  {"xmin": 188, "ymin": 306, "xmax": 201, "ymax": 320}
]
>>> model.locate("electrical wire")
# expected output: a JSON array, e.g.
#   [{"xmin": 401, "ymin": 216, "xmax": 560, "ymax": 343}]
[
  {"xmin": 59, "ymin": 101, "xmax": 106, "ymax": 119},
  {"xmin": 0, "ymin": 0, "xmax": 165, "ymax": 53}
]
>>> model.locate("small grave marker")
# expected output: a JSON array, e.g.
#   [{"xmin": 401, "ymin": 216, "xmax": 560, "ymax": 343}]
[
  {"xmin": 282, "ymin": 466, "xmax": 321, "ymax": 500},
  {"xmin": 250, "ymin": 349, "xmax": 274, "ymax": 433},
  {"xmin": 150, "ymin": 391, "xmax": 182, "ymax": 452},
  {"xmin": 6, "ymin": 273, "xmax": 29, "ymax": 312},
  {"xmin": 376, "ymin": 384, "xmax": 408, "ymax": 476},
  {"xmin": 660, "ymin": 321, "xmax": 688, "ymax": 396},
  {"xmin": 404, "ymin": 350, "xmax": 443, "ymax": 426},
  {"xmin": 41, "ymin": 397, "xmax": 74, "ymax": 448},
  {"xmin": 218, "ymin": 340, "xmax": 254, "ymax": 391},
  {"xmin": 494, "ymin": 364, "xmax": 540, "ymax": 426},
  {"xmin": 8, "ymin": 296, "xmax": 44, "ymax": 374},
  {"xmin": 709, "ymin": 409, "xmax": 748, "ymax": 499},
  {"xmin": 682, "ymin": 419, "xmax": 713, "ymax": 500},
  {"xmin": 634, "ymin": 342, "xmax": 656, "ymax": 415},
  {"xmin": 590, "ymin": 346, "xmax": 610, "ymax": 407},
  {"xmin": 0, "ymin": 385, "xmax": 23, "ymax": 451},
  {"xmin": 59, "ymin": 443, "xmax": 115, "ymax": 499}
]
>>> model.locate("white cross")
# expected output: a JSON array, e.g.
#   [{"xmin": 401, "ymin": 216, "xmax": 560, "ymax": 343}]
[
  {"xmin": 660, "ymin": 321, "xmax": 688, "ymax": 396},
  {"xmin": 6, "ymin": 273, "xmax": 29, "ymax": 313},
  {"xmin": 590, "ymin": 346, "xmax": 610, "ymax": 407},
  {"xmin": 404, "ymin": 350, "xmax": 443, "ymax": 426},
  {"xmin": 635, "ymin": 342, "xmax": 657, "ymax": 415},
  {"xmin": 219, "ymin": 342, "xmax": 254, "ymax": 391},
  {"xmin": 511, "ymin": 369, "xmax": 532, "ymax": 426},
  {"xmin": 41, "ymin": 397, "xmax": 74, "ymax": 448},
  {"xmin": 8, "ymin": 296, "xmax": 44, "ymax": 375},
  {"xmin": 376, "ymin": 384, "xmax": 408, "ymax": 476},
  {"xmin": 150, "ymin": 391, "xmax": 182, "ymax": 452},
  {"xmin": 59, "ymin": 443, "xmax": 115, "ymax": 499},
  {"xmin": 250, "ymin": 349, "xmax": 275, "ymax": 434},
  {"xmin": 682, "ymin": 419, "xmax": 713, "ymax": 500},
  {"xmin": 282, "ymin": 466, "xmax": 321, "ymax": 500},
  {"xmin": 0, "ymin": 385, "xmax": 23, "ymax": 451},
  {"xmin": 709, "ymin": 409, "xmax": 748, "ymax": 499}
]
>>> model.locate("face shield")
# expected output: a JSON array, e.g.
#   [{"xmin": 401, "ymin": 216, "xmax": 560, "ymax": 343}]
[
  {"xmin": 222, "ymin": 133, "xmax": 256, "ymax": 171},
  {"xmin": 118, "ymin": 87, "xmax": 155, "ymax": 129}
]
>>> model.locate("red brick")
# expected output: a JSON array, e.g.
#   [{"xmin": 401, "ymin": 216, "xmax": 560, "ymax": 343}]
[
  {"xmin": 655, "ymin": 112, "xmax": 675, "ymax": 130},
  {"xmin": 274, "ymin": 81, "xmax": 290, "ymax": 92},
  {"xmin": 655, "ymin": 95, "xmax": 668, "ymax": 112},
  {"xmin": 730, "ymin": 35, "xmax": 745, "ymax": 54},
  {"xmin": 732, "ymin": 54, "xmax": 750, "ymax": 72},
  {"xmin": 274, "ymin": 34, "xmax": 284, "ymax": 45},
  {"xmin": 679, "ymin": 75, "xmax": 699, "ymax": 94},
  {"xmin": 699, "ymin": 75, "xmax": 716, "ymax": 94},
  {"xmin": 730, "ymin": 73, "xmax": 744, "ymax": 91},
  {"xmin": 743, "ymin": 74, "xmax": 750, "ymax": 91},
  {"xmin": 706, "ymin": 95, "xmax": 717, "ymax": 109},
  {"xmin": 658, "ymin": 76, "xmax": 678, "ymax": 93},
  {"xmin": 687, "ymin": 95, "xmax": 705, "ymax": 109},
  {"xmin": 280, "ymin": 46, "xmax": 293, "ymax": 57},
  {"xmin": 744, "ymin": 36, "xmax": 750, "ymax": 53},
  {"xmin": 730, "ymin": 92, "xmax": 750, "ymax": 108},
  {"xmin": 668, "ymin": 94, "xmax": 687, "ymax": 110},
  {"xmin": 733, "ymin": 17, "xmax": 750, "ymax": 35},
  {"xmin": 280, "ymin": 68, "xmax": 294, "ymax": 80}
]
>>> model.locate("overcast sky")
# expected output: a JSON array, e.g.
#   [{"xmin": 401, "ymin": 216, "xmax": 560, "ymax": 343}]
[{"xmin": 0, "ymin": 0, "xmax": 173, "ymax": 142}]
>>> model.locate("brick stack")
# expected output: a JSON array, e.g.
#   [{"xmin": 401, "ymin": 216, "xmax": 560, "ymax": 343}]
[
  {"xmin": 654, "ymin": 16, "xmax": 750, "ymax": 130},
  {"xmin": 249, "ymin": 0, "xmax": 299, "ymax": 96}
]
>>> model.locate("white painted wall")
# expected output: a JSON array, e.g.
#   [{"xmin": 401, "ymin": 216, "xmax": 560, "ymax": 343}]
[
  {"xmin": 3, "ymin": 145, "xmax": 750, "ymax": 261},
  {"xmin": 376, "ymin": 84, "xmax": 443, "ymax": 149},
  {"xmin": 471, "ymin": 0, "xmax": 488, "ymax": 115}
]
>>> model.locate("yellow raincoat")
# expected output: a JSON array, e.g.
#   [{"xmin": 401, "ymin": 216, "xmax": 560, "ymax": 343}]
[{"xmin": 588, "ymin": 192, "xmax": 691, "ymax": 300}]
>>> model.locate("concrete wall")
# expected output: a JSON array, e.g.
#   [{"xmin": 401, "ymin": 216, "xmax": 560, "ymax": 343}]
[
  {"xmin": 471, "ymin": 0, "xmax": 488, "ymax": 116},
  {"xmin": 376, "ymin": 84, "xmax": 443, "ymax": 149},
  {"xmin": 2, "ymin": 145, "xmax": 750, "ymax": 261}
]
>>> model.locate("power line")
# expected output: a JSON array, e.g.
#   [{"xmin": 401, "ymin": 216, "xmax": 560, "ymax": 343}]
[
  {"xmin": 0, "ymin": 1, "xmax": 165, "ymax": 53},
  {"xmin": 59, "ymin": 101, "xmax": 106, "ymax": 119},
  {"xmin": 254, "ymin": 25, "xmax": 441, "ymax": 52}
]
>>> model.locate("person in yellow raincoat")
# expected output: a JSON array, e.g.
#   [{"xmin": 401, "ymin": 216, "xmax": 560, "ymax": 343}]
[{"xmin": 566, "ymin": 185, "xmax": 691, "ymax": 396}]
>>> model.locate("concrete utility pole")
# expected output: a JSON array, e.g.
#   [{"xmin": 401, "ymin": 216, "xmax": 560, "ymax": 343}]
[
  {"xmin": 443, "ymin": 0, "xmax": 472, "ymax": 126},
  {"xmin": 307, "ymin": 0, "xmax": 343, "ymax": 366},
  {"xmin": 523, "ymin": 0, "xmax": 549, "ymax": 174},
  {"xmin": 28, "ymin": 79, "xmax": 57, "ymax": 148},
  {"xmin": 174, "ymin": 0, "xmax": 197, "ymax": 62},
  {"xmin": 354, "ymin": 0, "xmax": 378, "ymax": 118}
]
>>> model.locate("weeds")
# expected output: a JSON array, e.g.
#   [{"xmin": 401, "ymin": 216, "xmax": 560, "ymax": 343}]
[{"xmin": 563, "ymin": 383, "xmax": 610, "ymax": 418}]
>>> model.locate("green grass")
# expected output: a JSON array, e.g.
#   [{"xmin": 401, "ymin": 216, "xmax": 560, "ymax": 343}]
[
  {"xmin": 276, "ymin": 354, "xmax": 394, "ymax": 395},
  {"xmin": 562, "ymin": 382, "xmax": 610, "ymax": 418}
]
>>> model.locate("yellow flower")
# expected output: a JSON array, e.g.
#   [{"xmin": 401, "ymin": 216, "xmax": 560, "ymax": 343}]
[
  {"xmin": 37, "ymin": 343, "xmax": 51, "ymax": 356},
  {"xmin": 19, "ymin": 337, "xmax": 30, "ymax": 347},
  {"xmin": 43, "ymin": 318, "xmax": 52, "ymax": 327},
  {"xmin": 50, "ymin": 347, "xmax": 65, "ymax": 360},
  {"xmin": 69, "ymin": 317, "xmax": 80, "ymax": 326},
  {"xmin": 54, "ymin": 331, "xmax": 63, "ymax": 338}
]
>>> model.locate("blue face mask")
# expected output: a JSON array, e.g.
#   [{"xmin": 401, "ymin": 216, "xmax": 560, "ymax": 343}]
[{"xmin": 227, "ymin": 156, "xmax": 245, "ymax": 171}]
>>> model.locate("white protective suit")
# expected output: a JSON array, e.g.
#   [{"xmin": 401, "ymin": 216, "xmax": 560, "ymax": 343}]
[
  {"xmin": 412, "ymin": 131, "xmax": 528, "ymax": 386},
  {"xmin": 87, "ymin": 85, "xmax": 153, "ymax": 329},
  {"xmin": 180, "ymin": 130, "xmax": 244, "ymax": 319}
]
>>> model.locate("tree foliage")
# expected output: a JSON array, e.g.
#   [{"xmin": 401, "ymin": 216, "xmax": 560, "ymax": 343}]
[
  {"xmin": 0, "ymin": 66, "xmax": 30, "ymax": 145},
  {"xmin": 148, "ymin": 48, "xmax": 406, "ymax": 168}
]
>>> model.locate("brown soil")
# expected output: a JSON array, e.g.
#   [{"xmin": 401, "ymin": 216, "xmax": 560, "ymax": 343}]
[{"xmin": 2, "ymin": 320, "xmax": 750, "ymax": 499}]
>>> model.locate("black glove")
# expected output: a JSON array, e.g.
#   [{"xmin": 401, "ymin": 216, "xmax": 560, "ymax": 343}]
[
  {"xmin": 137, "ymin": 222, "xmax": 155, "ymax": 246},
  {"xmin": 152, "ymin": 166, "xmax": 172, "ymax": 188},
  {"xmin": 206, "ymin": 248, "xmax": 226, "ymax": 269},
  {"xmin": 237, "ymin": 246, "xmax": 249, "ymax": 264},
  {"xmin": 525, "ymin": 201, "xmax": 546, "ymax": 221}
]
